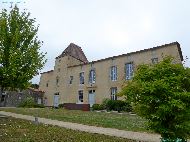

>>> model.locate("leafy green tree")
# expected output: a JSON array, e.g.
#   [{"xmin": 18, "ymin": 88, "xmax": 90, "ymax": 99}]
[
  {"xmin": 120, "ymin": 57, "xmax": 190, "ymax": 141},
  {"xmin": 0, "ymin": 6, "xmax": 46, "ymax": 96}
]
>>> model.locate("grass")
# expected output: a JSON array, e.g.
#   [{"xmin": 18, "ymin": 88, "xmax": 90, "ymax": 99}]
[
  {"xmin": 0, "ymin": 108, "xmax": 149, "ymax": 132},
  {"xmin": 0, "ymin": 116, "xmax": 134, "ymax": 142}
]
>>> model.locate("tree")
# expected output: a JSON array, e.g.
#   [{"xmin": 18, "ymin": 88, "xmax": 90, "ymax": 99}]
[
  {"xmin": 0, "ymin": 6, "xmax": 46, "ymax": 99},
  {"xmin": 120, "ymin": 57, "xmax": 190, "ymax": 141}
]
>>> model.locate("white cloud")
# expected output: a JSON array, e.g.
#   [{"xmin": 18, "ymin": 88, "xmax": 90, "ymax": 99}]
[{"xmin": 1, "ymin": 0, "xmax": 190, "ymax": 83}]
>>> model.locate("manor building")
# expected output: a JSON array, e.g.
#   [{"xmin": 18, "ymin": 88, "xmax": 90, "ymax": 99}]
[{"xmin": 39, "ymin": 42, "xmax": 183, "ymax": 107}]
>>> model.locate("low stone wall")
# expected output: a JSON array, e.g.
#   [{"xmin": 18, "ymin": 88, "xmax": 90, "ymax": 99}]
[{"xmin": 64, "ymin": 103, "xmax": 90, "ymax": 111}]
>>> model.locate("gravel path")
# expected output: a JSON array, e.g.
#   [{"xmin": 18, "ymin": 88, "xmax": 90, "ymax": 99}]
[{"xmin": 0, "ymin": 111, "xmax": 161, "ymax": 142}]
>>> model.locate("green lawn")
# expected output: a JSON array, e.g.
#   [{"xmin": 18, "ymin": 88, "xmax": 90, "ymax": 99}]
[
  {"xmin": 0, "ymin": 108, "xmax": 149, "ymax": 132},
  {"xmin": 0, "ymin": 116, "xmax": 134, "ymax": 142}
]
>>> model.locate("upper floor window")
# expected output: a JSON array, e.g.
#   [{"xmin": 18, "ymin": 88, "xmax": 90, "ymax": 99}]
[
  {"xmin": 46, "ymin": 83, "xmax": 48, "ymax": 87},
  {"xmin": 89, "ymin": 69, "xmax": 96, "ymax": 84},
  {"xmin": 111, "ymin": 87, "xmax": 117, "ymax": 100},
  {"xmin": 78, "ymin": 90, "xmax": 83, "ymax": 103},
  {"xmin": 69, "ymin": 76, "xmax": 73, "ymax": 84},
  {"xmin": 152, "ymin": 58, "xmax": 158, "ymax": 64},
  {"xmin": 110, "ymin": 66, "xmax": 117, "ymax": 81},
  {"xmin": 56, "ymin": 77, "xmax": 59, "ymax": 85},
  {"xmin": 125, "ymin": 62, "xmax": 134, "ymax": 80},
  {"xmin": 79, "ymin": 72, "xmax": 84, "ymax": 84}
]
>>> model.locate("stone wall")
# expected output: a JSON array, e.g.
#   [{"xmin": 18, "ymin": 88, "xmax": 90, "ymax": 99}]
[{"xmin": 0, "ymin": 89, "xmax": 44, "ymax": 107}]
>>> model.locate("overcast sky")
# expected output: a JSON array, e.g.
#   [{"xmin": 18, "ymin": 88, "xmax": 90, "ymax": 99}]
[{"xmin": 1, "ymin": 0, "xmax": 190, "ymax": 84}]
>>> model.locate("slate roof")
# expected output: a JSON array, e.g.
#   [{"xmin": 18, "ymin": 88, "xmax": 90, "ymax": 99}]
[{"xmin": 56, "ymin": 43, "xmax": 88, "ymax": 63}]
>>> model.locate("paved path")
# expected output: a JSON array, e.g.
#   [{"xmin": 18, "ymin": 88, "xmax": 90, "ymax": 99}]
[{"xmin": 0, "ymin": 111, "xmax": 161, "ymax": 142}]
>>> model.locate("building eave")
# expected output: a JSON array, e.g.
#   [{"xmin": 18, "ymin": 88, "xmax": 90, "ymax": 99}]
[{"xmin": 67, "ymin": 41, "xmax": 183, "ymax": 68}]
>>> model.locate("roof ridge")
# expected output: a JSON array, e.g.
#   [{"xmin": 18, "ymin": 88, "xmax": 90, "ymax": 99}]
[
  {"xmin": 67, "ymin": 41, "xmax": 183, "ymax": 68},
  {"xmin": 56, "ymin": 43, "xmax": 88, "ymax": 63}
]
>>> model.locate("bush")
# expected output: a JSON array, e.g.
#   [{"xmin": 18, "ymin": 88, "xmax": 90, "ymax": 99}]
[
  {"xmin": 92, "ymin": 104, "xmax": 104, "ymax": 110},
  {"xmin": 102, "ymin": 98, "xmax": 110, "ymax": 109},
  {"xmin": 58, "ymin": 104, "xmax": 64, "ymax": 108},
  {"xmin": 18, "ymin": 97, "xmax": 44, "ymax": 108},
  {"xmin": 106, "ymin": 99, "xmax": 132, "ymax": 112}
]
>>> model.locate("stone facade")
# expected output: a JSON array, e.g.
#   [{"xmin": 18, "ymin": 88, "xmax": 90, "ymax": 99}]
[
  {"xmin": 0, "ymin": 88, "xmax": 44, "ymax": 107},
  {"xmin": 39, "ymin": 42, "xmax": 183, "ymax": 107}
]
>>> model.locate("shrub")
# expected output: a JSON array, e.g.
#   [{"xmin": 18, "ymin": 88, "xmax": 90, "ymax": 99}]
[
  {"xmin": 92, "ymin": 104, "xmax": 104, "ymax": 110},
  {"xmin": 58, "ymin": 104, "xmax": 64, "ymax": 108},
  {"xmin": 106, "ymin": 100, "xmax": 132, "ymax": 112},
  {"xmin": 18, "ymin": 97, "xmax": 44, "ymax": 108},
  {"xmin": 102, "ymin": 98, "xmax": 110, "ymax": 108}
]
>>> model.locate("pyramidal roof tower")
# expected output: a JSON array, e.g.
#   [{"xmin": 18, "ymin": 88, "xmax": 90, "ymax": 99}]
[{"xmin": 56, "ymin": 43, "xmax": 88, "ymax": 64}]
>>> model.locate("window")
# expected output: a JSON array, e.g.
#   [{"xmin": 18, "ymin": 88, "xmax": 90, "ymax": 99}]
[
  {"xmin": 89, "ymin": 69, "xmax": 96, "ymax": 84},
  {"xmin": 78, "ymin": 90, "xmax": 83, "ymax": 103},
  {"xmin": 111, "ymin": 87, "xmax": 117, "ymax": 100},
  {"xmin": 55, "ymin": 92, "xmax": 59, "ymax": 95},
  {"xmin": 125, "ymin": 62, "xmax": 134, "ymax": 80},
  {"xmin": 110, "ymin": 66, "xmax": 117, "ymax": 81},
  {"xmin": 79, "ymin": 72, "xmax": 84, "ymax": 84},
  {"xmin": 56, "ymin": 77, "xmax": 59, "ymax": 85},
  {"xmin": 69, "ymin": 76, "xmax": 73, "ymax": 84},
  {"xmin": 152, "ymin": 58, "xmax": 158, "ymax": 64},
  {"xmin": 46, "ymin": 83, "xmax": 48, "ymax": 87}
]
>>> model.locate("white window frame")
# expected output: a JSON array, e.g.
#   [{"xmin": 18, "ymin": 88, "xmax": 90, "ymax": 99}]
[
  {"xmin": 125, "ymin": 62, "xmax": 134, "ymax": 80},
  {"xmin": 110, "ymin": 66, "xmax": 117, "ymax": 81},
  {"xmin": 89, "ymin": 69, "xmax": 96, "ymax": 84},
  {"xmin": 78, "ymin": 90, "xmax": 83, "ymax": 103},
  {"xmin": 79, "ymin": 72, "xmax": 84, "ymax": 84},
  {"xmin": 111, "ymin": 87, "xmax": 117, "ymax": 100}
]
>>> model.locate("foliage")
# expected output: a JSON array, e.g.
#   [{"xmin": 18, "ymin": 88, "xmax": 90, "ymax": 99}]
[
  {"xmin": 92, "ymin": 104, "xmax": 105, "ymax": 110},
  {"xmin": 106, "ymin": 100, "xmax": 132, "ymax": 112},
  {"xmin": 58, "ymin": 103, "xmax": 64, "ymax": 108},
  {"xmin": 0, "ymin": 117, "xmax": 133, "ymax": 142},
  {"xmin": 120, "ymin": 56, "xmax": 190, "ymax": 140},
  {"xmin": 92, "ymin": 99, "xmax": 132, "ymax": 112},
  {"xmin": 18, "ymin": 97, "xmax": 44, "ymax": 108},
  {"xmin": 0, "ymin": 6, "xmax": 46, "ymax": 91},
  {"xmin": 30, "ymin": 84, "xmax": 39, "ymax": 89},
  {"xmin": 102, "ymin": 98, "xmax": 110, "ymax": 109}
]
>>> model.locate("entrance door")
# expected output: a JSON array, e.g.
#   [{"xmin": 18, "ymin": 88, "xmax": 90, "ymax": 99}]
[
  {"xmin": 53, "ymin": 94, "xmax": 59, "ymax": 108},
  {"xmin": 88, "ymin": 90, "xmax": 95, "ymax": 107}
]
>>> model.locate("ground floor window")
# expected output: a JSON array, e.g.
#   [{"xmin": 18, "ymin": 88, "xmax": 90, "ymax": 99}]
[
  {"xmin": 110, "ymin": 87, "xmax": 117, "ymax": 100},
  {"xmin": 78, "ymin": 90, "xmax": 83, "ymax": 103}
]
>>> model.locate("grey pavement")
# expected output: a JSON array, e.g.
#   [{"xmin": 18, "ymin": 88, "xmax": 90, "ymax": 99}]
[{"xmin": 0, "ymin": 111, "xmax": 161, "ymax": 142}]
